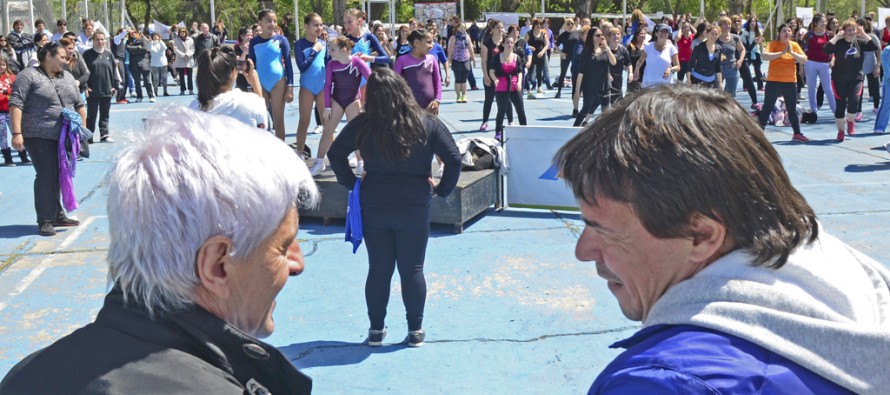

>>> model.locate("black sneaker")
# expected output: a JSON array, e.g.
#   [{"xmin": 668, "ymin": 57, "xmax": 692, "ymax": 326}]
[
  {"xmin": 368, "ymin": 328, "xmax": 387, "ymax": 347},
  {"xmin": 52, "ymin": 216, "xmax": 80, "ymax": 227},
  {"xmin": 407, "ymin": 329, "xmax": 425, "ymax": 347},
  {"xmin": 38, "ymin": 222, "xmax": 56, "ymax": 236}
]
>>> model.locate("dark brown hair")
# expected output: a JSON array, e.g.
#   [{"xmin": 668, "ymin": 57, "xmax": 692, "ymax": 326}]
[
  {"xmin": 195, "ymin": 45, "xmax": 237, "ymax": 110},
  {"xmin": 352, "ymin": 68, "xmax": 427, "ymax": 162},
  {"xmin": 556, "ymin": 84, "xmax": 818, "ymax": 268}
]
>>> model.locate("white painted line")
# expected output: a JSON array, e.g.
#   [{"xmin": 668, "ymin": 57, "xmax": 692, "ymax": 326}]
[{"xmin": 0, "ymin": 216, "xmax": 101, "ymax": 313}]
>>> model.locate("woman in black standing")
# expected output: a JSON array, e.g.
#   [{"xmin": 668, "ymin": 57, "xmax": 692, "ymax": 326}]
[
  {"xmin": 82, "ymin": 31, "xmax": 118, "ymax": 143},
  {"xmin": 823, "ymin": 19, "xmax": 878, "ymax": 141},
  {"xmin": 554, "ymin": 18, "xmax": 579, "ymax": 99},
  {"xmin": 327, "ymin": 68, "xmax": 462, "ymax": 348},
  {"xmin": 479, "ymin": 19, "xmax": 504, "ymax": 131},
  {"xmin": 126, "ymin": 31, "xmax": 154, "ymax": 103},
  {"xmin": 573, "ymin": 26, "xmax": 615, "ymax": 127},
  {"xmin": 9, "ymin": 42, "xmax": 86, "ymax": 236}
]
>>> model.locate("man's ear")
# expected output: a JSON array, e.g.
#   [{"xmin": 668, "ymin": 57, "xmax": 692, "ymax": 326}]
[
  {"xmin": 688, "ymin": 213, "xmax": 730, "ymax": 264},
  {"xmin": 195, "ymin": 235, "xmax": 234, "ymax": 299}
]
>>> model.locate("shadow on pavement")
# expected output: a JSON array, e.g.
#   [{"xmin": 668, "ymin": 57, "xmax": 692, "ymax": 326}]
[
  {"xmin": 0, "ymin": 225, "xmax": 35, "ymax": 239},
  {"xmin": 844, "ymin": 162, "xmax": 890, "ymax": 173},
  {"xmin": 280, "ymin": 340, "xmax": 407, "ymax": 369}
]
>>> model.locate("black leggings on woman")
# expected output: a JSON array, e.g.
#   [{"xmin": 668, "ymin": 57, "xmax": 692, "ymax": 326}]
[
  {"xmin": 483, "ymin": 82, "xmax": 511, "ymax": 125},
  {"xmin": 363, "ymin": 205, "xmax": 430, "ymax": 332},
  {"xmin": 739, "ymin": 60, "xmax": 758, "ymax": 104},
  {"xmin": 750, "ymin": 53, "xmax": 764, "ymax": 89},
  {"xmin": 495, "ymin": 90, "xmax": 527, "ymax": 132},
  {"xmin": 758, "ymin": 81, "xmax": 801, "ymax": 135},
  {"xmin": 574, "ymin": 86, "xmax": 607, "ymax": 126},
  {"xmin": 556, "ymin": 57, "xmax": 571, "ymax": 88},
  {"xmin": 23, "ymin": 138, "xmax": 64, "ymax": 225},
  {"xmin": 177, "ymin": 67, "xmax": 193, "ymax": 93},
  {"xmin": 532, "ymin": 54, "xmax": 546, "ymax": 90},
  {"xmin": 832, "ymin": 78, "xmax": 863, "ymax": 119}
]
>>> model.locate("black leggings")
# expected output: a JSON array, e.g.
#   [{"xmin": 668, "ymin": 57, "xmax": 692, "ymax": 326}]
[
  {"xmin": 22, "ymin": 138, "xmax": 64, "ymax": 225},
  {"xmin": 483, "ymin": 82, "xmax": 511, "ymax": 124},
  {"xmin": 678, "ymin": 61, "xmax": 690, "ymax": 82},
  {"xmin": 177, "ymin": 67, "xmax": 193, "ymax": 92},
  {"xmin": 495, "ymin": 90, "xmax": 527, "ymax": 131},
  {"xmin": 557, "ymin": 57, "xmax": 571, "ymax": 88},
  {"xmin": 832, "ymin": 78, "xmax": 863, "ymax": 119},
  {"xmin": 751, "ymin": 53, "xmax": 764, "ymax": 89},
  {"xmin": 532, "ymin": 54, "xmax": 546, "ymax": 90},
  {"xmin": 739, "ymin": 60, "xmax": 758, "ymax": 104},
  {"xmin": 861, "ymin": 72, "xmax": 881, "ymax": 109},
  {"xmin": 363, "ymin": 205, "xmax": 430, "ymax": 332},
  {"xmin": 758, "ymin": 81, "xmax": 801, "ymax": 135},
  {"xmin": 574, "ymin": 86, "xmax": 607, "ymax": 126},
  {"xmin": 129, "ymin": 66, "xmax": 154, "ymax": 99},
  {"xmin": 608, "ymin": 74, "xmax": 624, "ymax": 106}
]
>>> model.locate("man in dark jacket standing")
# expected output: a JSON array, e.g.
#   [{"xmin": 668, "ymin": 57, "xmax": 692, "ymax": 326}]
[
  {"xmin": 192, "ymin": 22, "xmax": 219, "ymax": 58},
  {"xmin": 7, "ymin": 20, "xmax": 35, "ymax": 67},
  {"xmin": 0, "ymin": 107, "xmax": 319, "ymax": 394}
]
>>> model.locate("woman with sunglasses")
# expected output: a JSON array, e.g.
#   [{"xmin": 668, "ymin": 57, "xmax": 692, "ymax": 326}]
[
  {"xmin": 573, "ymin": 27, "xmax": 615, "ymax": 126},
  {"xmin": 554, "ymin": 18, "xmax": 578, "ymax": 98},
  {"xmin": 823, "ymin": 19, "xmax": 878, "ymax": 141}
]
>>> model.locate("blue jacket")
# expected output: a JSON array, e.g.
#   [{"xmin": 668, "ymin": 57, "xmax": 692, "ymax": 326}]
[{"xmin": 589, "ymin": 325, "xmax": 853, "ymax": 394}]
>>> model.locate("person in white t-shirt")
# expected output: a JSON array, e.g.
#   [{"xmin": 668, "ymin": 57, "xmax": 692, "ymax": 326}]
[
  {"xmin": 633, "ymin": 24, "xmax": 679, "ymax": 87},
  {"xmin": 189, "ymin": 45, "xmax": 268, "ymax": 129}
]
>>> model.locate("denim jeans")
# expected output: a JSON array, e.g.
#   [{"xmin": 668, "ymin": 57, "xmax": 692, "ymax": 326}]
[
  {"xmin": 874, "ymin": 80, "xmax": 890, "ymax": 132},
  {"xmin": 805, "ymin": 61, "xmax": 836, "ymax": 112},
  {"xmin": 721, "ymin": 64, "xmax": 740, "ymax": 98}
]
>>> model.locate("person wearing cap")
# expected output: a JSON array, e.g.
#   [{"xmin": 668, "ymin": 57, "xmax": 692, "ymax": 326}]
[{"xmin": 632, "ymin": 24, "xmax": 679, "ymax": 87}]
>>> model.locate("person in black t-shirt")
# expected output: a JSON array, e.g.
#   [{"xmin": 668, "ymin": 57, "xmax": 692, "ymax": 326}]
[{"xmin": 823, "ymin": 19, "xmax": 878, "ymax": 141}]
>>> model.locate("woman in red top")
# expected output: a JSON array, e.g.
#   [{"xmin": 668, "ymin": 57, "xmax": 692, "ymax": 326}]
[
  {"xmin": 0, "ymin": 56, "xmax": 28, "ymax": 166},
  {"xmin": 803, "ymin": 14, "xmax": 836, "ymax": 114},
  {"xmin": 675, "ymin": 21, "xmax": 694, "ymax": 83}
]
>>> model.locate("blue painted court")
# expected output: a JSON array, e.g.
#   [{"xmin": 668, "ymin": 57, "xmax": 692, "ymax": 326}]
[{"xmin": 1, "ymin": 59, "xmax": 889, "ymax": 393}]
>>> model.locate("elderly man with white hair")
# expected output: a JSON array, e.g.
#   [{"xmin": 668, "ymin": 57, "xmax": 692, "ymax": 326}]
[{"xmin": 0, "ymin": 106, "xmax": 318, "ymax": 394}]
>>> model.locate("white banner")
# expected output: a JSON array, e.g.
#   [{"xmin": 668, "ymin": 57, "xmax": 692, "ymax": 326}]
[
  {"xmin": 484, "ymin": 13, "xmax": 520, "ymax": 27},
  {"xmin": 153, "ymin": 20, "xmax": 172, "ymax": 39},
  {"xmin": 414, "ymin": 3, "xmax": 457, "ymax": 23},
  {"xmin": 879, "ymin": 8, "xmax": 890, "ymax": 30},
  {"xmin": 796, "ymin": 7, "xmax": 813, "ymax": 29},
  {"xmin": 505, "ymin": 126, "xmax": 579, "ymax": 210}
]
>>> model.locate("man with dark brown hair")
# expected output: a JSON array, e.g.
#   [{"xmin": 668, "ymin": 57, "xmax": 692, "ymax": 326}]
[{"xmin": 557, "ymin": 84, "xmax": 890, "ymax": 394}]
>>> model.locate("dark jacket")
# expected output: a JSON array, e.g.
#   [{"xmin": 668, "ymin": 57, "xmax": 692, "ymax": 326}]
[
  {"xmin": 63, "ymin": 52, "xmax": 91, "ymax": 93},
  {"xmin": 688, "ymin": 42, "xmax": 722, "ymax": 79},
  {"xmin": 0, "ymin": 288, "xmax": 313, "ymax": 394},
  {"xmin": 193, "ymin": 32, "xmax": 219, "ymax": 59},
  {"xmin": 126, "ymin": 36, "xmax": 151, "ymax": 71}
]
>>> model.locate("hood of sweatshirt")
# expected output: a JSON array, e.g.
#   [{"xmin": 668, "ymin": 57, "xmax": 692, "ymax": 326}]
[{"xmin": 645, "ymin": 226, "xmax": 890, "ymax": 394}]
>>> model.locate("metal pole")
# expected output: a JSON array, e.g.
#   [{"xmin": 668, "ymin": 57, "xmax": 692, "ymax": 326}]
[
  {"xmin": 623, "ymin": 0, "xmax": 627, "ymax": 26},
  {"xmin": 104, "ymin": 0, "xmax": 109, "ymax": 32},
  {"xmin": 210, "ymin": 0, "xmax": 215, "ymax": 27},
  {"xmin": 293, "ymin": 0, "xmax": 299, "ymax": 39},
  {"xmin": 84, "ymin": 0, "xmax": 89, "ymax": 20},
  {"xmin": 28, "ymin": 0, "xmax": 34, "ymax": 33},
  {"xmin": 62, "ymin": 0, "xmax": 67, "ymax": 22},
  {"xmin": 120, "ymin": 0, "xmax": 124, "ymax": 28},
  {"xmin": 390, "ymin": 0, "xmax": 395, "ymax": 36},
  {"xmin": 700, "ymin": 0, "xmax": 704, "ymax": 20},
  {"xmin": 862, "ymin": 0, "xmax": 866, "ymax": 20},
  {"xmin": 460, "ymin": 0, "xmax": 464, "ymax": 23}
]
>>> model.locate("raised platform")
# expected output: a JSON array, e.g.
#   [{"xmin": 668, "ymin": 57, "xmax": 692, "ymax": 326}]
[{"xmin": 300, "ymin": 165, "xmax": 499, "ymax": 233}]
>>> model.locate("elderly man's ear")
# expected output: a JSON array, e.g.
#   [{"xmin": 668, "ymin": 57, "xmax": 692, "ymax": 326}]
[
  {"xmin": 688, "ymin": 213, "xmax": 731, "ymax": 265},
  {"xmin": 195, "ymin": 235, "xmax": 236, "ymax": 300}
]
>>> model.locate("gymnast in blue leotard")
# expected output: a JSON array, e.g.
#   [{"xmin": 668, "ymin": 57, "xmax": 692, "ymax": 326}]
[
  {"xmin": 248, "ymin": 9, "xmax": 294, "ymax": 141},
  {"xmin": 342, "ymin": 8, "xmax": 390, "ymax": 93},
  {"xmin": 294, "ymin": 12, "xmax": 328, "ymax": 161}
]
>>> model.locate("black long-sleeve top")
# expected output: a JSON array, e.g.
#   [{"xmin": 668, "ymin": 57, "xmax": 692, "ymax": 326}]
[
  {"xmin": 688, "ymin": 42, "xmax": 722, "ymax": 78},
  {"xmin": 83, "ymin": 49, "xmax": 119, "ymax": 97},
  {"xmin": 824, "ymin": 38, "xmax": 879, "ymax": 81},
  {"xmin": 327, "ymin": 114, "xmax": 463, "ymax": 208},
  {"xmin": 556, "ymin": 31, "xmax": 579, "ymax": 62}
]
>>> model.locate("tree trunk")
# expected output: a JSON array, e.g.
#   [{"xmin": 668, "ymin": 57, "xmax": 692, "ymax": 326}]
[
  {"xmin": 142, "ymin": 0, "xmax": 152, "ymax": 35},
  {"xmin": 309, "ymin": 0, "xmax": 327, "ymax": 15},
  {"xmin": 574, "ymin": 0, "xmax": 592, "ymax": 18},
  {"xmin": 333, "ymin": 0, "xmax": 346, "ymax": 27},
  {"xmin": 500, "ymin": 0, "xmax": 521, "ymax": 12},
  {"xmin": 728, "ymin": 0, "xmax": 743, "ymax": 16}
]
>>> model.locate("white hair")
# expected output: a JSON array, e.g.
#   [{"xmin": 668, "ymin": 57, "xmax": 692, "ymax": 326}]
[{"xmin": 105, "ymin": 105, "xmax": 318, "ymax": 316}]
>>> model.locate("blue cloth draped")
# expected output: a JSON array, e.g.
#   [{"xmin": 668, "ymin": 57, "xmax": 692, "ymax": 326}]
[
  {"xmin": 345, "ymin": 179, "xmax": 363, "ymax": 253},
  {"xmin": 57, "ymin": 108, "xmax": 92, "ymax": 212}
]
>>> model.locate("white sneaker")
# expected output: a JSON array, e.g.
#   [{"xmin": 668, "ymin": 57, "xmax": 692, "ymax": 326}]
[
  {"xmin": 149, "ymin": 97, "xmax": 156, "ymax": 103},
  {"xmin": 884, "ymin": 141, "xmax": 890, "ymax": 154},
  {"xmin": 356, "ymin": 160, "xmax": 364, "ymax": 175},
  {"xmin": 309, "ymin": 159, "xmax": 325, "ymax": 176},
  {"xmin": 310, "ymin": 125, "xmax": 323, "ymax": 134}
]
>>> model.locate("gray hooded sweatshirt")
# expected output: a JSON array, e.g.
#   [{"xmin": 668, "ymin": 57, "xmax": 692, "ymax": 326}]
[{"xmin": 646, "ymin": 226, "xmax": 890, "ymax": 394}]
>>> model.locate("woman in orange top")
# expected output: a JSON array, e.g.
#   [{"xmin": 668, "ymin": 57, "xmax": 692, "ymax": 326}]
[{"xmin": 757, "ymin": 23, "xmax": 809, "ymax": 142}]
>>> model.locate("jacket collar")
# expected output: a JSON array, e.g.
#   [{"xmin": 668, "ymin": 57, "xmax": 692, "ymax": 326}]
[
  {"xmin": 609, "ymin": 324, "xmax": 670, "ymax": 349},
  {"xmin": 96, "ymin": 287, "xmax": 312, "ymax": 395}
]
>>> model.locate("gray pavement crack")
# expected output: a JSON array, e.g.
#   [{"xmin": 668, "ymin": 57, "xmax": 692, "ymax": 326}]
[{"xmin": 289, "ymin": 325, "xmax": 640, "ymax": 361}]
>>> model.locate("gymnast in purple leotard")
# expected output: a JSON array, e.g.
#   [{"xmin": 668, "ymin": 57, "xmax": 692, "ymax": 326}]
[
  {"xmin": 310, "ymin": 36, "xmax": 371, "ymax": 176},
  {"xmin": 394, "ymin": 29, "xmax": 442, "ymax": 114}
]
